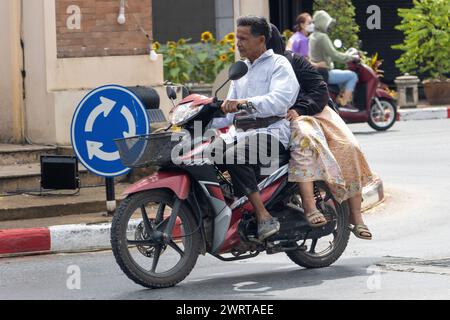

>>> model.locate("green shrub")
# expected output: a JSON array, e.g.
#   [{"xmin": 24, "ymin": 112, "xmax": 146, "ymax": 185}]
[{"xmin": 392, "ymin": 0, "xmax": 450, "ymax": 80}]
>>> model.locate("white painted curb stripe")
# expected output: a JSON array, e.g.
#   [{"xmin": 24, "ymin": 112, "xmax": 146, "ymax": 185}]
[
  {"xmin": 398, "ymin": 107, "xmax": 450, "ymax": 121},
  {"xmin": 49, "ymin": 220, "xmax": 140, "ymax": 252}
]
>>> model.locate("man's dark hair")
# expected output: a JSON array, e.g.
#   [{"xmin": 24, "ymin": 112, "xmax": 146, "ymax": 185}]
[{"xmin": 237, "ymin": 15, "xmax": 272, "ymax": 43}]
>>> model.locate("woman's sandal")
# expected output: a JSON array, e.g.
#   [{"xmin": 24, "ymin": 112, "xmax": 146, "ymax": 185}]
[
  {"xmin": 305, "ymin": 209, "xmax": 328, "ymax": 228},
  {"xmin": 350, "ymin": 224, "xmax": 372, "ymax": 240}
]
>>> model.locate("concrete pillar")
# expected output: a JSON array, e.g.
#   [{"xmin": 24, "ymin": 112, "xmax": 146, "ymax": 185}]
[
  {"xmin": 215, "ymin": 0, "xmax": 234, "ymax": 40},
  {"xmin": 233, "ymin": 0, "xmax": 270, "ymax": 20},
  {"xmin": 22, "ymin": 0, "xmax": 57, "ymax": 144},
  {"xmin": 0, "ymin": 0, "xmax": 25, "ymax": 143}
]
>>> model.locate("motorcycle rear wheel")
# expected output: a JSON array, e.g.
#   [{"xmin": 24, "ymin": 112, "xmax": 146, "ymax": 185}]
[
  {"xmin": 286, "ymin": 189, "xmax": 350, "ymax": 269},
  {"xmin": 111, "ymin": 189, "xmax": 202, "ymax": 288}
]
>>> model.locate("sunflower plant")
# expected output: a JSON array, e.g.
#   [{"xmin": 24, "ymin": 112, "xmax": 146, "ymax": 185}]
[
  {"xmin": 154, "ymin": 31, "xmax": 236, "ymax": 84},
  {"xmin": 155, "ymin": 38, "xmax": 194, "ymax": 84}
]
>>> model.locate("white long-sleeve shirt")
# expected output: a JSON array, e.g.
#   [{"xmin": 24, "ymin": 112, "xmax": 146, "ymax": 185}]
[{"xmin": 212, "ymin": 49, "xmax": 299, "ymax": 147}]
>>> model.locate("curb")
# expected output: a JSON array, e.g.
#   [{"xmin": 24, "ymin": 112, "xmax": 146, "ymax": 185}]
[
  {"xmin": 397, "ymin": 106, "xmax": 450, "ymax": 121},
  {"xmin": 1, "ymin": 178, "xmax": 385, "ymax": 257},
  {"xmin": 0, "ymin": 218, "xmax": 183, "ymax": 257}
]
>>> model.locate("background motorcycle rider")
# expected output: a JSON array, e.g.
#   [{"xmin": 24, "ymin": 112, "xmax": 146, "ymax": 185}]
[
  {"xmin": 211, "ymin": 15, "xmax": 299, "ymax": 240},
  {"xmin": 309, "ymin": 10, "xmax": 360, "ymax": 107}
]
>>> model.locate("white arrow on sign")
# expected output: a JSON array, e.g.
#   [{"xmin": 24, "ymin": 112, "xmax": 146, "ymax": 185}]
[
  {"xmin": 85, "ymin": 96, "xmax": 116, "ymax": 132},
  {"xmin": 120, "ymin": 106, "xmax": 136, "ymax": 138},
  {"xmin": 86, "ymin": 140, "xmax": 120, "ymax": 161}
]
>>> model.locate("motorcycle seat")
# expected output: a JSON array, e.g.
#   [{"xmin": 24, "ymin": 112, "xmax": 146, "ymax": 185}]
[{"xmin": 125, "ymin": 86, "xmax": 160, "ymax": 110}]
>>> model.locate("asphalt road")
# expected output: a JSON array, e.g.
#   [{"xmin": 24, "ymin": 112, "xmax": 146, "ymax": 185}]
[{"xmin": 1, "ymin": 119, "xmax": 450, "ymax": 300}]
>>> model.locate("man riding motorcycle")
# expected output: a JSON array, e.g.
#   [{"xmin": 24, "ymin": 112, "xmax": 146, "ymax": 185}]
[{"xmin": 210, "ymin": 15, "xmax": 299, "ymax": 240}]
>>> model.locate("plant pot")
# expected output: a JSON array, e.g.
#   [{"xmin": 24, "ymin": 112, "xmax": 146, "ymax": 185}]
[{"xmin": 423, "ymin": 80, "xmax": 450, "ymax": 105}]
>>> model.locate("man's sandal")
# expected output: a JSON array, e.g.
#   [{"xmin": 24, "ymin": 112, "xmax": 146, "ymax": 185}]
[
  {"xmin": 305, "ymin": 209, "xmax": 327, "ymax": 228},
  {"xmin": 350, "ymin": 224, "xmax": 372, "ymax": 240}
]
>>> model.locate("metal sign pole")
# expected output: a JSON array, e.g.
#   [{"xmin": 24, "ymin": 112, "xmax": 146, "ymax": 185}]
[{"xmin": 105, "ymin": 177, "xmax": 116, "ymax": 215}]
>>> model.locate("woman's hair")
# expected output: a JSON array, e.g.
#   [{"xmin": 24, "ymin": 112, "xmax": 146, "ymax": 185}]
[
  {"xmin": 296, "ymin": 13, "xmax": 312, "ymax": 32},
  {"xmin": 266, "ymin": 23, "xmax": 285, "ymax": 55}
]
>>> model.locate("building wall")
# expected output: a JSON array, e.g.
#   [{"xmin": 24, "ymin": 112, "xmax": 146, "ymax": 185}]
[
  {"xmin": 0, "ymin": 0, "xmax": 24, "ymax": 143},
  {"xmin": 17, "ymin": 0, "xmax": 164, "ymax": 145},
  {"xmin": 55, "ymin": 0, "xmax": 152, "ymax": 58}
]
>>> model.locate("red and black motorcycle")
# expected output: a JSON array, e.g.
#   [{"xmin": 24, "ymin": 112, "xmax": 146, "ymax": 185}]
[
  {"xmin": 111, "ymin": 61, "xmax": 351, "ymax": 289},
  {"xmin": 328, "ymin": 47, "xmax": 397, "ymax": 131}
]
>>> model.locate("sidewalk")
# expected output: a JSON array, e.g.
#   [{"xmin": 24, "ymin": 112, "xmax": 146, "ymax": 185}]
[{"xmin": 0, "ymin": 176, "xmax": 384, "ymax": 257}]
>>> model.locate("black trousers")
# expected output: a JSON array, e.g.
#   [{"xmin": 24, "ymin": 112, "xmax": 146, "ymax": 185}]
[{"xmin": 210, "ymin": 133, "xmax": 287, "ymax": 197}]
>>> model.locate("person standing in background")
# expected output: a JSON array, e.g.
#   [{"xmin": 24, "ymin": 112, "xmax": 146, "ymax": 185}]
[
  {"xmin": 287, "ymin": 13, "xmax": 327, "ymax": 74},
  {"xmin": 286, "ymin": 13, "xmax": 314, "ymax": 57}
]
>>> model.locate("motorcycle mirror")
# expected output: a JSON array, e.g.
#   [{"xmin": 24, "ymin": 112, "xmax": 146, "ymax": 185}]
[
  {"xmin": 166, "ymin": 86, "xmax": 177, "ymax": 100},
  {"xmin": 214, "ymin": 61, "xmax": 248, "ymax": 98},
  {"xmin": 333, "ymin": 39, "xmax": 343, "ymax": 49},
  {"xmin": 228, "ymin": 61, "xmax": 248, "ymax": 81}
]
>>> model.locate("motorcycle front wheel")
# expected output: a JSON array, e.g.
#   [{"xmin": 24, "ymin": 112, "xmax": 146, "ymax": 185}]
[
  {"xmin": 110, "ymin": 189, "xmax": 202, "ymax": 288},
  {"xmin": 368, "ymin": 98, "xmax": 397, "ymax": 131}
]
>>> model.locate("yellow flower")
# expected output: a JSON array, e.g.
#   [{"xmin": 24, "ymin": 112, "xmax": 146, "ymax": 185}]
[
  {"xmin": 152, "ymin": 41, "xmax": 161, "ymax": 51},
  {"xmin": 229, "ymin": 46, "xmax": 235, "ymax": 53},
  {"xmin": 219, "ymin": 54, "xmax": 228, "ymax": 62},
  {"xmin": 201, "ymin": 31, "xmax": 214, "ymax": 43},
  {"xmin": 167, "ymin": 41, "xmax": 177, "ymax": 49},
  {"xmin": 225, "ymin": 32, "xmax": 235, "ymax": 42},
  {"xmin": 219, "ymin": 39, "xmax": 227, "ymax": 46},
  {"xmin": 169, "ymin": 61, "xmax": 177, "ymax": 68},
  {"xmin": 283, "ymin": 29, "xmax": 294, "ymax": 39},
  {"xmin": 177, "ymin": 38, "xmax": 186, "ymax": 45}
]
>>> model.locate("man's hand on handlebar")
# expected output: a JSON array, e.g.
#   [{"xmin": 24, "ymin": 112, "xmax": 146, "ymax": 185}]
[{"xmin": 221, "ymin": 99, "xmax": 248, "ymax": 114}]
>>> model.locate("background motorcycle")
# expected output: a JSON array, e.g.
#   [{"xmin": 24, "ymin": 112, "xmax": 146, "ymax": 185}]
[
  {"xmin": 327, "ymin": 40, "xmax": 397, "ymax": 131},
  {"xmin": 111, "ymin": 61, "xmax": 351, "ymax": 289}
]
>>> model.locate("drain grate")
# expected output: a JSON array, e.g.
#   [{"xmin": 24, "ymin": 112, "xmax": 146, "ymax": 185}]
[{"xmin": 377, "ymin": 257, "xmax": 450, "ymax": 275}]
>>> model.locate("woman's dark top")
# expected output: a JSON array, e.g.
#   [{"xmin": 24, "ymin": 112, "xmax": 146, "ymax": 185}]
[{"xmin": 268, "ymin": 24, "xmax": 330, "ymax": 116}]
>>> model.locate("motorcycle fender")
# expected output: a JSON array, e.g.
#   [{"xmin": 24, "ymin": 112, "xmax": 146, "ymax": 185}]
[
  {"xmin": 375, "ymin": 89, "xmax": 394, "ymax": 101},
  {"xmin": 122, "ymin": 171, "xmax": 190, "ymax": 199}
]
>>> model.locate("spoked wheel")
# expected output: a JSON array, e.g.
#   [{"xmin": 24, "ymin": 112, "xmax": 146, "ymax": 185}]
[
  {"xmin": 286, "ymin": 182, "xmax": 350, "ymax": 269},
  {"xmin": 111, "ymin": 190, "xmax": 202, "ymax": 288},
  {"xmin": 368, "ymin": 98, "xmax": 397, "ymax": 131}
]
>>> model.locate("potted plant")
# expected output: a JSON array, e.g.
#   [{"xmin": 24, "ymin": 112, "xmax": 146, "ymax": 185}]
[{"xmin": 392, "ymin": 0, "xmax": 450, "ymax": 105}]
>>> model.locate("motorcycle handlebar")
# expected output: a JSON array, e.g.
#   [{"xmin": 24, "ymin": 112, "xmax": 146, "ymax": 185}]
[{"xmin": 211, "ymin": 99, "xmax": 254, "ymax": 112}]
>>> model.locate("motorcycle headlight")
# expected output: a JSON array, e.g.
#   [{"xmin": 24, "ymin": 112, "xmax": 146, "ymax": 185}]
[{"xmin": 170, "ymin": 102, "xmax": 204, "ymax": 125}]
